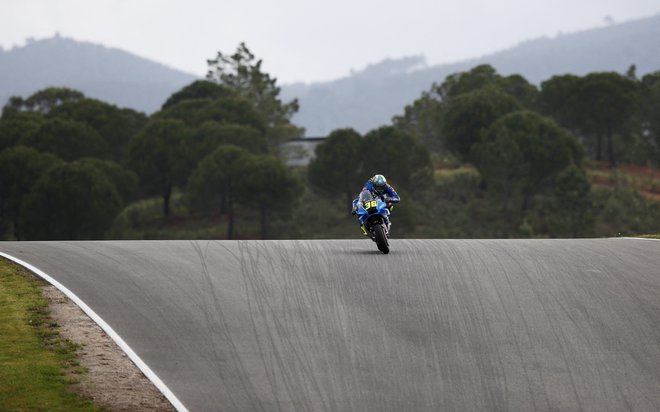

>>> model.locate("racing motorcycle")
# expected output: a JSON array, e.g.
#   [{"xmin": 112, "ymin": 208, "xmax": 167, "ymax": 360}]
[{"xmin": 355, "ymin": 191, "xmax": 392, "ymax": 254}]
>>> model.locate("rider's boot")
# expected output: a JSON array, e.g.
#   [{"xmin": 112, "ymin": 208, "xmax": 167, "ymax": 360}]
[{"xmin": 360, "ymin": 225, "xmax": 368, "ymax": 236}]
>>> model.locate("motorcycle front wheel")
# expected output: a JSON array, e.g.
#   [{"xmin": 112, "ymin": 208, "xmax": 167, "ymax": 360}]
[{"xmin": 373, "ymin": 224, "xmax": 389, "ymax": 254}]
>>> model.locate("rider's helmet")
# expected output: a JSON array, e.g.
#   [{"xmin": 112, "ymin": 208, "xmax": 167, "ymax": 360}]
[{"xmin": 370, "ymin": 174, "xmax": 387, "ymax": 195}]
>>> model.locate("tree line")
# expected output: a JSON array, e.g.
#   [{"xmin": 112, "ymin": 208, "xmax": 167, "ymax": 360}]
[
  {"xmin": 312, "ymin": 64, "xmax": 660, "ymax": 238},
  {"xmin": 0, "ymin": 44, "xmax": 302, "ymax": 240},
  {"xmin": 1, "ymin": 46, "xmax": 659, "ymax": 240}
]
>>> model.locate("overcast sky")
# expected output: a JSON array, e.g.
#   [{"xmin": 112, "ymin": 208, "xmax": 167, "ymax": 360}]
[{"xmin": 1, "ymin": 0, "xmax": 659, "ymax": 84}]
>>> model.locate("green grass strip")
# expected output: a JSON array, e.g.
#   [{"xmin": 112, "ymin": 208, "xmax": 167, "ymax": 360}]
[{"xmin": 0, "ymin": 258, "xmax": 101, "ymax": 411}]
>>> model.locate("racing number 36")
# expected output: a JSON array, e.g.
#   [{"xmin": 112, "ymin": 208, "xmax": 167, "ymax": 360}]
[{"xmin": 364, "ymin": 200, "xmax": 378, "ymax": 209}]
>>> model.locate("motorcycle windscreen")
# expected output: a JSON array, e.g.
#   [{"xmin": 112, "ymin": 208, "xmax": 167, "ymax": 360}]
[
  {"xmin": 358, "ymin": 191, "xmax": 375, "ymax": 203},
  {"xmin": 357, "ymin": 191, "xmax": 377, "ymax": 212}
]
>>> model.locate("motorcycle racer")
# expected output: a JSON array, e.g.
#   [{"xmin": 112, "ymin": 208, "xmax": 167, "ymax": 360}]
[{"xmin": 351, "ymin": 174, "xmax": 400, "ymax": 234}]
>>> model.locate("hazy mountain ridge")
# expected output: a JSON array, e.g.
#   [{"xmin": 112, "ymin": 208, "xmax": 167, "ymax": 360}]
[
  {"xmin": 282, "ymin": 13, "xmax": 660, "ymax": 136},
  {"xmin": 0, "ymin": 34, "xmax": 198, "ymax": 114},
  {"xmin": 2, "ymin": 14, "xmax": 659, "ymax": 135}
]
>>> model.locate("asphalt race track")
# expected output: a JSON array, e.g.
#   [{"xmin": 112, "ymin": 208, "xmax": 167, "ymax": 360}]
[{"xmin": 1, "ymin": 239, "xmax": 660, "ymax": 411}]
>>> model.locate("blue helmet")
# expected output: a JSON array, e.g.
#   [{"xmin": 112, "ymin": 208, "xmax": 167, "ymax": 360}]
[{"xmin": 370, "ymin": 174, "xmax": 387, "ymax": 194}]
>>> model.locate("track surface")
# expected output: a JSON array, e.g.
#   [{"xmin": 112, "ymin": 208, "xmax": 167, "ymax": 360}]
[{"xmin": 1, "ymin": 239, "xmax": 660, "ymax": 411}]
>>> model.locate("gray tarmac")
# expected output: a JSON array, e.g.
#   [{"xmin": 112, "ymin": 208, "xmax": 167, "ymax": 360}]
[{"xmin": 1, "ymin": 239, "xmax": 660, "ymax": 411}]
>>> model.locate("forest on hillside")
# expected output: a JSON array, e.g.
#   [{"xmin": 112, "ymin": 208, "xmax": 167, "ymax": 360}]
[{"xmin": 1, "ymin": 44, "xmax": 660, "ymax": 240}]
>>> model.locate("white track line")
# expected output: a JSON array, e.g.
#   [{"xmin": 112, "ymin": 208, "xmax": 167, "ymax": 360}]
[
  {"xmin": 620, "ymin": 237, "xmax": 660, "ymax": 242},
  {"xmin": 0, "ymin": 251, "xmax": 189, "ymax": 412}
]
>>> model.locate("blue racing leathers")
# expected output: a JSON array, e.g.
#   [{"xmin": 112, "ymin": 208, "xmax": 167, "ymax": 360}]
[{"xmin": 352, "ymin": 181, "xmax": 400, "ymax": 211}]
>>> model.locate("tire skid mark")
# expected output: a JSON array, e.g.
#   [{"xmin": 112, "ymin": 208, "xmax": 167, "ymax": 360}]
[
  {"xmin": 559, "ymin": 241, "xmax": 660, "ymax": 410},
  {"xmin": 238, "ymin": 241, "xmax": 331, "ymax": 412},
  {"xmin": 253, "ymin": 242, "xmax": 300, "ymax": 412},
  {"xmin": 263, "ymin": 240, "xmax": 331, "ymax": 411},
  {"xmin": 573, "ymin": 242, "xmax": 660, "ymax": 409},
  {"xmin": 403, "ymin": 240, "xmax": 465, "ymax": 410},
  {"xmin": 502, "ymin": 244, "xmax": 586, "ymax": 412},
  {"xmin": 441, "ymin": 242, "xmax": 495, "ymax": 409},
  {"xmin": 189, "ymin": 241, "xmax": 233, "ymax": 384},
  {"xmin": 484, "ymin": 241, "xmax": 548, "ymax": 412},
  {"xmin": 547, "ymin": 245, "xmax": 616, "ymax": 409},
  {"xmin": 273, "ymin": 241, "xmax": 335, "ymax": 411},
  {"xmin": 237, "ymin": 241, "xmax": 301, "ymax": 411},
  {"xmin": 543, "ymin": 243, "xmax": 618, "ymax": 410},
  {"xmin": 191, "ymin": 240, "xmax": 266, "ymax": 412},
  {"xmin": 493, "ymin": 241, "xmax": 556, "ymax": 411},
  {"xmin": 470, "ymin": 240, "xmax": 514, "ymax": 410},
  {"xmin": 488, "ymin": 241, "xmax": 567, "ymax": 410}
]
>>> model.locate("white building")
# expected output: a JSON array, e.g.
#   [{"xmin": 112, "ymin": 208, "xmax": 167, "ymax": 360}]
[{"xmin": 281, "ymin": 137, "xmax": 326, "ymax": 167}]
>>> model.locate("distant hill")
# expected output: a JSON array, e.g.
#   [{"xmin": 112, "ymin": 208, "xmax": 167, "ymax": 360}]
[
  {"xmin": 0, "ymin": 34, "xmax": 197, "ymax": 114},
  {"xmin": 2, "ymin": 14, "xmax": 659, "ymax": 135},
  {"xmin": 282, "ymin": 13, "xmax": 660, "ymax": 136}
]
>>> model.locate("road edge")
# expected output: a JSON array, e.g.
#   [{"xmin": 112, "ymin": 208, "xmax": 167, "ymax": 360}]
[{"xmin": 0, "ymin": 251, "xmax": 189, "ymax": 412}]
